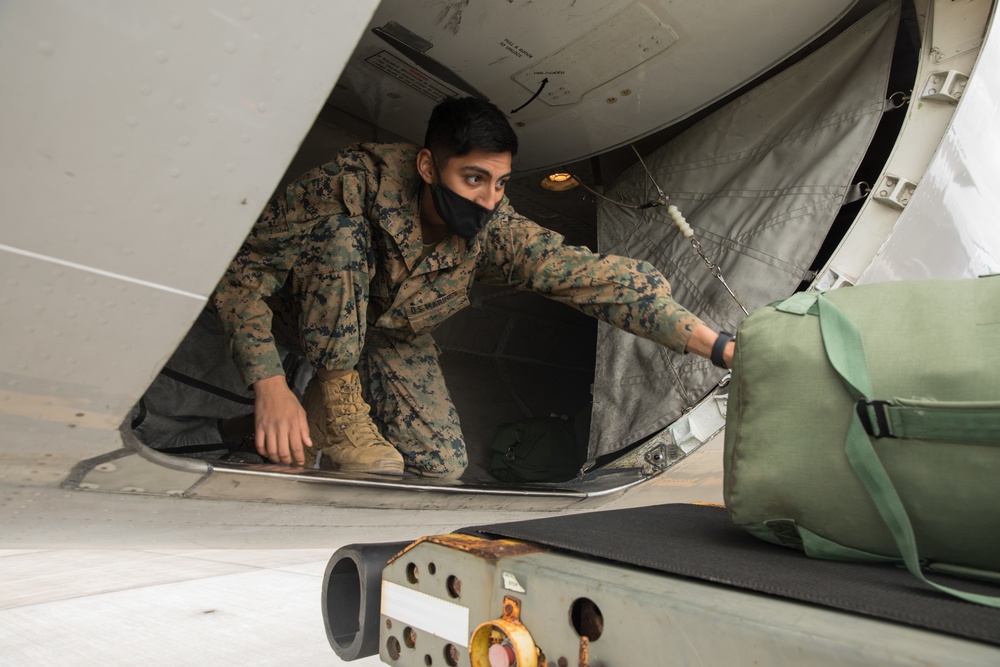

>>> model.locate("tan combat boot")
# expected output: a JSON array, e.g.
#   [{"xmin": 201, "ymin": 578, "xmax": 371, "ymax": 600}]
[{"xmin": 302, "ymin": 371, "xmax": 404, "ymax": 475}]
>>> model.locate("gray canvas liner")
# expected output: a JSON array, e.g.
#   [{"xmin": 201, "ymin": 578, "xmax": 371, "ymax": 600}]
[{"xmin": 590, "ymin": 1, "xmax": 900, "ymax": 458}]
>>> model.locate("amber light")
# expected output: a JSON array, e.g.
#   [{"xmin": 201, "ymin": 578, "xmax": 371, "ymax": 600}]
[{"xmin": 540, "ymin": 173, "xmax": 580, "ymax": 191}]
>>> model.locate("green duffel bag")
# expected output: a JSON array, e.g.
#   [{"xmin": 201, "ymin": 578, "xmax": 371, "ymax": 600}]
[
  {"xmin": 489, "ymin": 416, "xmax": 583, "ymax": 483},
  {"xmin": 724, "ymin": 276, "xmax": 1000, "ymax": 606}
]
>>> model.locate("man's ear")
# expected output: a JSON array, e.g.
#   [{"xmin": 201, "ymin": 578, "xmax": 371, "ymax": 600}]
[{"xmin": 416, "ymin": 148, "xmax": 435, "ymax": 185}]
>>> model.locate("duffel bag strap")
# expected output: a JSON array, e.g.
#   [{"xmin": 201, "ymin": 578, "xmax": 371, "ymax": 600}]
[
  {"xmin": 815, "ymin": 294, "xmax": 1000, "ymax": 607},
  {"xmin": 777, "ymin": 292, "xmax": 1000, "ymax": 441},
  {"xmin": 856, "ymin": 397, "xmax": 1000, "ymax": 442}
]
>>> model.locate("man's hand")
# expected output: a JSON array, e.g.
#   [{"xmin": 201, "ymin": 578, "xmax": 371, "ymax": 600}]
[{"xmin": 252, "ymin": 375, "xmax": 313, "ymax": 466}]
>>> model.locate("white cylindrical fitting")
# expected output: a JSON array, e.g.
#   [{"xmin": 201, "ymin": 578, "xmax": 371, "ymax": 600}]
[{"xmin": 668, "ymin": 205, "xmax": 694, "ymax": 239}]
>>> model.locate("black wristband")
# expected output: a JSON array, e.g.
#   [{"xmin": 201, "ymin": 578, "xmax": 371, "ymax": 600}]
[{"xmin": 711, "ymin": 331, "xmax": 735, "ymax": 369}]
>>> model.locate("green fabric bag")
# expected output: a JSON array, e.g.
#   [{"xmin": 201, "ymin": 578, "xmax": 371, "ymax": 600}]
[
  {"xmin": 489, "ymin": 417, "xmax": 583, "ymax": 483},
  {"xmin": 724, "ymin": 276, "xmax": 1000, "ymax": 606}
]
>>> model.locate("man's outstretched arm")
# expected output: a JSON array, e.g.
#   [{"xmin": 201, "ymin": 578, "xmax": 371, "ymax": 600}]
[{"xmin": 478, "ymin": 212, "xmax": 737, "ymax": 367}]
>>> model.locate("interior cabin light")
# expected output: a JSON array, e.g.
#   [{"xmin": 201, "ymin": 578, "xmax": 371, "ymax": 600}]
[{"xmin": 540, "ymin": 173, "xmax": 580, "ymax": 191}]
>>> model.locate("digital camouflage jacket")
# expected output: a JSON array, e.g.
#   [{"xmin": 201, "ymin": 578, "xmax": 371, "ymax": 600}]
[{"xmin": 212, "ymin": 142, "xmax": 703, "ymax": 386}]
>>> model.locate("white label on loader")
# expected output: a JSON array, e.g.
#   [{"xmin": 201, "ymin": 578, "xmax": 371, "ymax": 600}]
[{"xmin": 381, "ymin": 581, "xmax": 470, "ymax": 646}]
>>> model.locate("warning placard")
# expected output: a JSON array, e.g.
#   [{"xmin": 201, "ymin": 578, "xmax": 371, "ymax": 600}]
[{"xmin": 365, "ymin": 51, "xmax": 456, "ymax": 102}]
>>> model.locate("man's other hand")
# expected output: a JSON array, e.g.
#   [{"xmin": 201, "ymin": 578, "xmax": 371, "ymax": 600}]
[{"xmin": 252, "ymin": 375, "xmax": 313, "ymax": 466}]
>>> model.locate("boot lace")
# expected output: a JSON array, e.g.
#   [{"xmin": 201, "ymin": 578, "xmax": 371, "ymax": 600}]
[{"xmin": 328, "ymin": 380, "xmax": 385, "ymax": 447}]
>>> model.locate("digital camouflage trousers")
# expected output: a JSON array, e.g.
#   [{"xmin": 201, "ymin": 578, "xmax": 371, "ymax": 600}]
[{"xmin": 265, "ymin": 218, "xmax": 467, "ymax": 479}]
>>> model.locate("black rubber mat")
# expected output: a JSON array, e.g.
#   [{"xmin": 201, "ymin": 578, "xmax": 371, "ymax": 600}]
[{"xmin": 466, "ymin": 503, "xmax": 1000, "ymax": 647}]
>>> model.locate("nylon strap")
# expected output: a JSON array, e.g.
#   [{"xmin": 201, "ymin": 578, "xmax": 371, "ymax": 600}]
[
  {"xmin": 882, "ymin": 399, "xmax": 1000, "ymax": 443},
  {"xmin": 774, "ymin": 292, "xmax": 1000, "ymax": 441},
  {"xmin": 815, "ymin": 294, "xmax": 1000, "ymax": 607},
  {"xmin": 774, "ymin": 291, "xmax": 820, "ymax": 315}
]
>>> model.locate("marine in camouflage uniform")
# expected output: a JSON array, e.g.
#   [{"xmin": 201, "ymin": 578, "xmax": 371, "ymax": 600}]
[{"xmin": 212, "ymin": 142, "xmax": 704, "ymax": 478}]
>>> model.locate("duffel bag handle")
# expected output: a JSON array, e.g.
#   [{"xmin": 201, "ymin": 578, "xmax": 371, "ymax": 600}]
[{"xmin": 815, "ymin": 293, "xmax": 1000, "ymax": 607}]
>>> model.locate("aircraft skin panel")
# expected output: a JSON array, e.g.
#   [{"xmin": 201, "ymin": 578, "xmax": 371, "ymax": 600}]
[
  {"xmin": 0, "ymin": 0, "xmax": 378, "ymax": 295},
  {"xmin": 812, "ymin": 0, "xmax": 1000, "ymax": 288},
  {"xmin": 0, "ymin": 1, "xmax": 380, "ymax": 477},
  {"xmin": 330, "ymin": 0, "xmax": 860, "ymax": 171},
  {"xmin": 0, "ymin": 249, "xmax": 204, "ymax": 434},
  {"xmin": 860, "ymin": 0, "xmax": 1000, "ymax": 282}
]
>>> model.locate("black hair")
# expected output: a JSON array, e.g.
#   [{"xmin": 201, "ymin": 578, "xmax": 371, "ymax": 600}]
[{"xmin": 424, "ymin": 97, "xmax": 518, "ymax": 160}]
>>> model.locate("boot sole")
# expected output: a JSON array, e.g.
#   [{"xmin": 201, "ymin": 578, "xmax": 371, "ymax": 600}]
[{"xmin": 333, "ymin": 460, "xmax": 405, "ymax": 476}]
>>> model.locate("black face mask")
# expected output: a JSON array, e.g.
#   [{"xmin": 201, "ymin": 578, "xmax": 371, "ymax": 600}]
[{"xmin": 431, "ymin": 160, "xmax": 500, "ymax": 240}]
